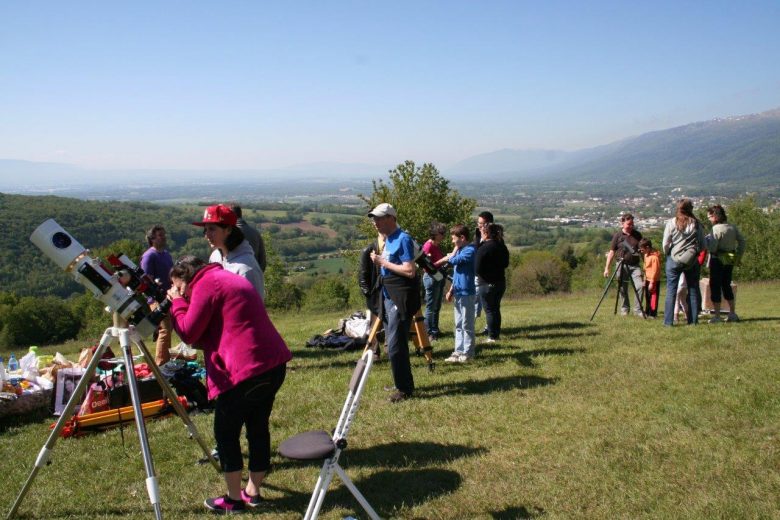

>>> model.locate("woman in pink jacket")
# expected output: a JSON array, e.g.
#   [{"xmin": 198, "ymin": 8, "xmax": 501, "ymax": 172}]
[{"xmin": 167, "ymin": 255, "xmax": 291, "ymax": 514}]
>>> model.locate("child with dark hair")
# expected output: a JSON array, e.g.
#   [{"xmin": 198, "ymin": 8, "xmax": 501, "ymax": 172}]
[
  {"xmin": 436, "ymin": 224, "xmax": 477, "ymax": 363},
  {"xmin": 639, "ymin": 238, "xmax": 660, "ymax": 317}
]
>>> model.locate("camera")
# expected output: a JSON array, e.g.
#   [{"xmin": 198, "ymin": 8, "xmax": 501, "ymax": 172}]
[{"xmin": 30, "ymin": 219, "xmax": 170, "ymax": 337}]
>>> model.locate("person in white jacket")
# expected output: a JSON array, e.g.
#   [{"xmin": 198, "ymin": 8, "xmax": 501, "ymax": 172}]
[{"xmin": 192, "ymin": 204, "xmax": 265, "ymax": 301}]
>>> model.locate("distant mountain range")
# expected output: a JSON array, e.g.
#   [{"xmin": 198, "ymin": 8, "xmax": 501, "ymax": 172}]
[
  {"xmin": 444, "ymin": 107, "xmax": 780, "ymax": 189},
  {"xmin": 2, "ymin": 107, "xmax": 778, "ymax": 194}
]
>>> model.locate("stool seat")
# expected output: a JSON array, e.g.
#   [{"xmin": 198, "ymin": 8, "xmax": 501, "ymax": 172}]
[{"xmin": 279, "ymin": 430, "xmax": 335, "ymax": 460}]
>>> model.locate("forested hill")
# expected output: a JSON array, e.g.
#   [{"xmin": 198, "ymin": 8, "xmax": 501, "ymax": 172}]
[{"xmin": 0, "ymin": 193, "xmax": 207, "ymax": 297}]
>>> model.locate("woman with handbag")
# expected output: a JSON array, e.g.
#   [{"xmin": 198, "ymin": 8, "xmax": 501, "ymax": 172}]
[
  {"xmin": 705, "ymin": 204, "xmax": 746, "ymax": 323},
  {"xmin": 662, "ymin": 199, "xmax": 705, "ymax": 326}
]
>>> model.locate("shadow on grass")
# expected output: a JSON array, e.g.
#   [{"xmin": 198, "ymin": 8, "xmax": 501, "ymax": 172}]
[
  {"xmin": 0, "ymin": 407, "xmax": 52, "ymax": 435},
  {"xmin": 268, "ymin": 441, "xmax": 480, "ymax": 516},
  {"xmin": 506, "ymin": 321, "xmax": 595, "ymax": 334},
  {"xmin": 264, "ymin": 468, "xmax": 461, "ymax": 518},
  {"xmin": 421, "ymin": 374, "xmax": 556, "ymax": 398},
  {"xmin": 275, "ymin": 441, "xmax": 487, "ymax": 471},
  {"xmin": 491, "ymin": 505, "xmax": 547, "ymax": 518}
]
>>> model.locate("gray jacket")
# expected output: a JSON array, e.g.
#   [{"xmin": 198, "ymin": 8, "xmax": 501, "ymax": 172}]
[{"xmin": 209, "ymin": 239, "xmax": 265, "ymax": 300}]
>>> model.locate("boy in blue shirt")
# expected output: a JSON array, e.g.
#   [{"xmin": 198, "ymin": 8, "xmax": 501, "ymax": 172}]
[{"xmin": 436, "ymin": 224, "xmax": 477, "ymax": 362}]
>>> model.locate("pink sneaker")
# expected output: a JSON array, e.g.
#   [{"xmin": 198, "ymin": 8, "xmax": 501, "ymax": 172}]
[
  {"xmin": 204, "ymin": 495, "xmax": 246, "ymax": 514},
  {"xmin": 241, "ymin": 489, "xmax": 263, "ymax": 508}
]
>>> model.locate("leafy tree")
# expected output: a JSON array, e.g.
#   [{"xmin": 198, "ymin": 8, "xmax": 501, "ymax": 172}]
[
  {"xmin": 0, "ymin": 296, "xmax": 80, "ymax": 347},
  {"xmin": 262, "ymin": 232, "xmax": 303, "ymax": 310},
  {"xmin": 359, "ymin": 160, "xmax": 477, "ymax": 244},
  {"xmin": 508, "ymin": 250, "xmax": 572, "ymax": 297},
  {"xmin": 302, "ymin": 277, "xmax": 350, "ymax": 312},
  {"xmin": 722, "ymin": 198, "xmax": 780, "ymax": 281}
]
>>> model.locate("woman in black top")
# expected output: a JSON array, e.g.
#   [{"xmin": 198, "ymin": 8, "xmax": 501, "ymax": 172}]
[{"xmin": 475, "ymin": 223, "xmax": 510, "ymax": 342}]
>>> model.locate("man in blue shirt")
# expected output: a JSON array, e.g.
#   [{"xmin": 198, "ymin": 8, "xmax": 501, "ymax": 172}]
[
  {"xmin": 368, "ymin": 203, "xmax": 419, "ymax": 403},
  {"xmin": 140, "ymin": 225, "xmax": 174, "ymax": 365}
]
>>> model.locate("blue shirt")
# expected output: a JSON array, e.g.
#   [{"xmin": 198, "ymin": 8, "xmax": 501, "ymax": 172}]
[
  {"xmin": 449, "ymin": 243, "xmax": 476, "ymax": 295},
  {"xmin": 380, "ymin": 227, "xmax": 416, "ymax": 276}
]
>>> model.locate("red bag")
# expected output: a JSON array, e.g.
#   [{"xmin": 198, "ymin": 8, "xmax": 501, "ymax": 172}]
[{"xmin": 79, "ymin": 382, "xmax": 111, "ymax": 416}]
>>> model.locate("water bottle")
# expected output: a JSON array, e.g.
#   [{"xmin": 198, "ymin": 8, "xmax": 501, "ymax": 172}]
[{"xmin": 8, "ymin": 353, "xmax": 19, "ymax": 373}]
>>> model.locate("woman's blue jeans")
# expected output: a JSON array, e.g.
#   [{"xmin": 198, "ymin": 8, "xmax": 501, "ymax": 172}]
[{"xmin": 664, "ymin": 257, "xmax": 700, "ymax": 326}]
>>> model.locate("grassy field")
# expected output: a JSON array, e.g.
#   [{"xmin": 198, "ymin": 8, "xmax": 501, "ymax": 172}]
[{"xmin": 1, "ymin": 282, "xmax": 779, "ymax": 519}]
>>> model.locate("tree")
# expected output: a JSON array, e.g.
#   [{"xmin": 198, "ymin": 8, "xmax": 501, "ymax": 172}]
[{"xmin": 359, "ymin": 161, "xmax": 477, "ymax": 244}]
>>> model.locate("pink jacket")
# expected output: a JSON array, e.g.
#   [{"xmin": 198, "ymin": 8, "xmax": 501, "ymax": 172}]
[{"xmin": 170, "ymin": 264, "xmax": 291, "ymax": 399}]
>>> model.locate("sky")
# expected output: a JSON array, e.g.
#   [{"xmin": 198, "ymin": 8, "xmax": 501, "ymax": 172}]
[{"xmin": 1, "ymin": 1, "xmax": 779, "ymax": 172}]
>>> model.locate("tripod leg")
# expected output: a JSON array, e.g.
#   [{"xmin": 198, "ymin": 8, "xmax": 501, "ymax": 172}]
[
  {"xmin": 117, "ymin": 329, "xmax": 163, "ymax": 520},
  {"xmin": 130, "ymin": 333, "xmax": 220, "ymax": 473},
  {"xmin": 7, "ymin": 329, "xmax": 113, "ymax": 520},
  {"xmin": 590, "ymin": 264, "xmax": 620, "ymax": 321},
  {"xmin": 410, "ymin": 311, "xmax": 434, "ymax": 371}
]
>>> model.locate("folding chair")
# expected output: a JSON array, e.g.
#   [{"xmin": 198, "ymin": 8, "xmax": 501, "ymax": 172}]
[{"xmin": 278, "ymin": 347, "xmax": 381, "ymax": 520}]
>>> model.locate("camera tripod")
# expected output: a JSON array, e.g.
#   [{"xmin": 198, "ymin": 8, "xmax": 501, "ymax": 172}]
[
  {"xmin": 590, "ymin": 258, "xmax": 647, "ymax": 321},
  {"xmin": 7, "ymin": 324, "xmax": 220, "ymax": 520}
]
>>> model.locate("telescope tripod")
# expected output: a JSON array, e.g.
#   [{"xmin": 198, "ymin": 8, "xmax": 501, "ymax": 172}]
[
  {"xmin": 7, "ymin": 325, "xmax": 220, "ymax": 520},
  {"xmin": 590, "ymin": 259, "xmax": 647, "ymax": 321},
  {"xmin": 366, "ymin": 309, "xmax": 435, "ymax": 372}
]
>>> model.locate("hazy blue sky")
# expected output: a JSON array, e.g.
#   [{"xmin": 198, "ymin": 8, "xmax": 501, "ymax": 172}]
[{"xmin": 2, "ymin": 1, "xmax": 779, "ymax": 171}]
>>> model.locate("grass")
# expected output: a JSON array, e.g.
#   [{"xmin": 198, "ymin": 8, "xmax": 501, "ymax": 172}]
[{"xmin": 2, "ymin": 282, "xmax": 780, "ymax": 519}]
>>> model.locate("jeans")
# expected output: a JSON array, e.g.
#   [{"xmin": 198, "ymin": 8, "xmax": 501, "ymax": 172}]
[
  {"xmin": 214, "ymin": 364, "xmax": 286, "ymax": 473},
  {"xmin": 479, "ymin": 280, "xmax": 506, "ymax": 339},
  {"xmin": 453, "ymin": 294, "xmax": 476, "ymax": 357},
  {"xmin": 618, "ymin": 263, "xmax": 644, "ymax": 314},
  {"xmin": 423, "ymin": 273, "xmax": 445, "ymax": 337},
  {"xmin": 664, "ymin": 257, "xmax": 700, "ymax": 326},
  {"xmin": 384, "ymin": 295, "xmax": 414, "ymax": 395},
  {"xmin": 709, "ymin": 257, "xmax": 735, "ymax": 303}
]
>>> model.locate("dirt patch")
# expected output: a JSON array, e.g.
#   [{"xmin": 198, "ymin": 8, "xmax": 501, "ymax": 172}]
[{"xmin": 273, "ymin": 221, "xmax": 338, "ymax": 238}]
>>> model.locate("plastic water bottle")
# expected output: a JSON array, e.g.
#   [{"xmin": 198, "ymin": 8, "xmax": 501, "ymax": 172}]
[{"xmin": 8, "ymin": 353, "xmax": 19, "ymax": 373}]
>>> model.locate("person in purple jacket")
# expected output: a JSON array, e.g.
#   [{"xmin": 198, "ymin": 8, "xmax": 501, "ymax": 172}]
[{"xmin": 167, "ymin": 255, "xmax": 292, "ymax": 514}]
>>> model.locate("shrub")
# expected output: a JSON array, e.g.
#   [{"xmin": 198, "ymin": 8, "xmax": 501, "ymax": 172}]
[
  {"xmin": 0, "ymin": 296, "xmax": 80, "ymax": 347},
  {"xmin": 508, "ymin": 250, "xmax": 571, "ymax": 297},
  {"xmin": 302, "ymin": 277, "xmax": 351, "ymax": 312}
]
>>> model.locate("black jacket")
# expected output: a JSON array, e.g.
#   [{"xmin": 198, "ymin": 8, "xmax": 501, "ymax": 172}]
[{"xmin": 359, "ymin": 242, "xmax": 382, "ymax": 316}]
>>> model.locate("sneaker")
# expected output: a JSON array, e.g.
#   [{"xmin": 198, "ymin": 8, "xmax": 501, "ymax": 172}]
[
  {"xmin": 708, "ymin": 316, "xmax": 723, "ymax": 324},
  {"xmin": 726, "ymin": 313, "xmax": 740, "ymax": 322},
  {"xmin": 204, "ymin": 495, "xmax": 246, "ymax": 514},
  {"xmin": 241, "ymin": 489, "xmax": 263, "ymax": 508},
  {"xmin": 428, "ymin": 334, "xmax": 437, "ymax": 344},
  {"xmin": 445, "ymin": 353, "xmax": 461, "ymax": 362},
  {"xmin": 457, "ymin": 355, "xmax": 473, "ymax": 363},
  {"xmin": 383, "ymin": 385, "xmax": 397, "ymax": 392},
  {"xmin": 620, "ymin": 310, "xmax": 629, "ymax": 316},
  {"xmin": 485, "ymin": 338, "xmax": 497, "ymax": 344},
  {"xmin": 388, "ymin": 390, "xmax": 410, "ymax": 403}
]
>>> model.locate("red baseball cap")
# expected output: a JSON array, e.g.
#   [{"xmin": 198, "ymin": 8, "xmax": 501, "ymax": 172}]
[{"xmin": 192, "ymin": 204, "xmax": 237, "ymax": 227}]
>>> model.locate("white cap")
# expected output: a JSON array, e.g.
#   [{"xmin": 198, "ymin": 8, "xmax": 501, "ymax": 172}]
[{"xmin": 367, "ymin": 203, "xmax": 397, "ymax": 218}]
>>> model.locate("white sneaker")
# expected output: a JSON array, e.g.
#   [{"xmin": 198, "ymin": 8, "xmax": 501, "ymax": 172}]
[
  {"xmin": 485, "ymin": 338, "xmax": 497, "ymax": 344},
  {"xmin": 457, "ymin": 355, "xmax": 472, "ymax": 363},
  {"xmin": 445, "ymin": 353, "xmax": 461, "ymax": 363}
]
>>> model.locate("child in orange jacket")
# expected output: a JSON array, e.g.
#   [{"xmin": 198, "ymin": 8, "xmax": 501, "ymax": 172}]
[{"xmin": 639, "ymin": 238, "xmax": 661, "ymax": 317}]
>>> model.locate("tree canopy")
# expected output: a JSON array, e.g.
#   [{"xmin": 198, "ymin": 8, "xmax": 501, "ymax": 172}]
[{"xmin": 359, "ymin": 160, "xmax": 477, "ymax": 244}]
